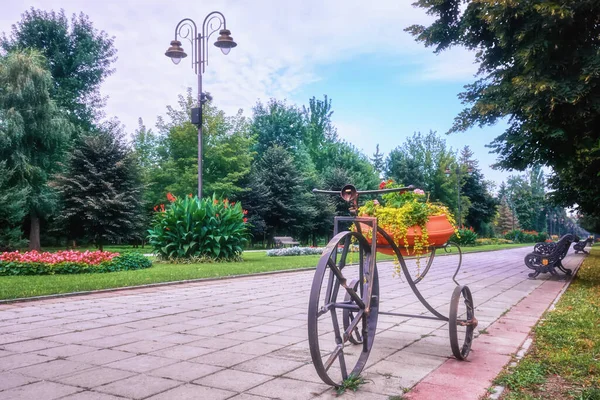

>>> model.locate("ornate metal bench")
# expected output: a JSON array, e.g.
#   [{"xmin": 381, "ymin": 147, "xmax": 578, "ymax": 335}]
[
  {"xmin": 524, "ymin": 234, "xmax": 577, "ymax": 279},
  {"xmin": 573, "ymin": 237, "xmax": 593, "ymax": 254}
]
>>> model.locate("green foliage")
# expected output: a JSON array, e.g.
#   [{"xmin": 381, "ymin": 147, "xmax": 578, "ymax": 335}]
[
  {"xmin": 407, "ymin": 0, "xmax": 600, "ymax": 230},
  {"xmin": 1, "ymin": 8, "xmax": 117, "ymax": 129},
  {"xmin": 0, "ymin": 49, "xmax": 72, "ymax": 250},
  {"xmin": 147, "ymin": 194, "xmax": 248, "ymax": 260},
  {"xmin": 503, "ymin": 229, "xmax": 542, "ymax": 244},
  {"xmin": 54, "ymin": 121, "xmax": 145, "ymax": 250},
  {"xmin": 0, "ymin": 253, "xmax": 151, "ymax": 276},
  {"xmin": 385, "ymin": 131, "xmax": 456, "ymax": 206},
  {"xmin": 252, "ymin": 98, "xmax": 307, "ymax": 156},
  {"xmin": 370, "ymin": 144, "xmax": 385, "ymax": 178},
  {"xmin": 336, "ymin": 374, "xmax": 369, "ymax": 395},
  {"xmin": 244, "ymin": 146, "xmax": 311, "ymax": 245},
  {"xmin": 147, "ymin": 89, "xmax": 254, "ymax": 203},
  {"xmin": 495, "ymin": 360, "xmax": 547, "ymax": 391},
  {"xmin": 461, "ymin": 147, "xmax": 499, "ymax": 232},
  {"xmin": 0, "ymin": 162, "xmax": 28, "ymax": 250},
  {"xmin": 450, "ymin": 227, "xmax": 478, "ymax": 246}
]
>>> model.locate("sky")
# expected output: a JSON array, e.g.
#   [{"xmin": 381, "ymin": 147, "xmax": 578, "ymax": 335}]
[{"xmin": 1, "ymin": 0, "xmax": 516, "ymax": 187}]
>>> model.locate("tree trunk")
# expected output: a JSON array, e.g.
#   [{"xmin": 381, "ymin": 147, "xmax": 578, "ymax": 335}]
[
  {"xmin": 98, "ymin": 240, "xmax": 104, "ymax": 252},
  {"xmin": 29, "ymin": 212, "xmax": 41, "ymax": 251}
]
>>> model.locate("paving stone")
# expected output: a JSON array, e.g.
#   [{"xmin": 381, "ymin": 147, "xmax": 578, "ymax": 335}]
[
  {"xmin": 148, "ymin": 344, "xmax": 215, "ymax": 360},
  {"xmin": 14, "ymin": 359, "xmax": 94, "ymax": 379},
  {"xmin": 233, "ymin": 356, "xmax": 305, "ymax": 376},
  {"xmin": 0, "ymin": 380, "xmax": 81, "ymax": 400},
  {"xmin": 112, "ymin": 340, "xmax": 175, "ymax": 354},
  {"xmin": 228, "ymin": 394, "xmax": 272, "ymax": 400},
  {"xmin": 248, "ymin": 377, "xmax": 327, "ymax": 400},
  {"xmin": 67, "ymin": 349, "xmax": 136, "ymax": 365},
  {"xmin": 147, "ymin": 361, "xmax": 223, "ymax": 382},
  {"xmin": 105, "ymin": 354, "xmax": 177, "ymax": 373},
  {"xmin": 0, "ymin": 371, "xmax": 38, "ymax": 391},
  {"xmin": 189, "ymin": 350, "xmax": 257, "ymax": 367},
  {"xmin": 55, "ymin": 366, "xmax": 136, "ymax": 388},
  {"xmin": 60, "ymin": 391, "xmax": 125, "ymax": 400},
  {"xmin": 0, "ymin": 353, "xmax": 52, "ymax": 371},
  {"xmin": 197, "ymin": 369, "xmax": 272, "ymax": 392},
  {"xmin": 95, "ymin": 374, "xmax": 180, "ymax": 399},
  {"xmin": 145, "ymin": 383, "xmax": 235, "ymax": 400}
]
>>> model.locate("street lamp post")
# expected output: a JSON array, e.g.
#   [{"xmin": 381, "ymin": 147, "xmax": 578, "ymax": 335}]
[
  {"xmin": 445, "ymin": 164, "xmax": 473, "ymax": 227},
  {"xmin": 165, "ymin": 12, "xmax": 237, "ymax": 198}
]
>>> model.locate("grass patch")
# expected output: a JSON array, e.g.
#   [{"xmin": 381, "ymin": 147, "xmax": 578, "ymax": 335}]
[
  {"xmin": 335, "ymin": 374, "xmax": 369, "ymax": 395},
  {"xmin": 0, "ymin": 243, "xmax": 533, "ymax": 301},
  {"xmin": 0, "ymin": 252, "xmax": 319, "ymax": 300},
  {"xmin": 494, "ymin": 247, "xmax": 600, "ymax": 399}
]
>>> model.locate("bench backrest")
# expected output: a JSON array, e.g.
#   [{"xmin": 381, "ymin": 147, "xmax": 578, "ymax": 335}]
[
  {"xmin": 553, "ymin": 234, "xmax": 576, "ymax": 260},
  {"xmin": 274, "ymin": 236, "xmax": 296, "ymax": 242}
]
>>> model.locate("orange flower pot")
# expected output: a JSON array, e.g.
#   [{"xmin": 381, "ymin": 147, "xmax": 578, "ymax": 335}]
[{"xmin": 360, "ymin": 215, "xmax": 455, "ymax": 256}]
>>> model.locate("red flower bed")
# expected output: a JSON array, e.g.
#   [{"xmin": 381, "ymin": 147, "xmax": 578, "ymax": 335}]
[{"xmin": 0, "ymin": 250, "xmax": 119, "ymax": 265}]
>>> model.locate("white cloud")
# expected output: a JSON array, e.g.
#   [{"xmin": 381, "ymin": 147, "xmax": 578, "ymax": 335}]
[{"xmin": 1, "ymin": 0, "xmax": 473, "ymax": 134}]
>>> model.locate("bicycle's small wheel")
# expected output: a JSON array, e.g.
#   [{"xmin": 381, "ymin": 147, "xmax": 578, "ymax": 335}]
[
  {"xmin": 307, "ymin": 231, "xmax": 379, "ymax": 387},
  {"xmin": 449, "ymin": 285, "xmax": 477, "ymax": 360}
]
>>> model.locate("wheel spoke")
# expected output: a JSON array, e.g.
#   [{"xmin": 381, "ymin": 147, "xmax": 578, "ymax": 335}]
[{"xmin": 343, "ymin": 310, "xmax": 364, "ymax": 342}]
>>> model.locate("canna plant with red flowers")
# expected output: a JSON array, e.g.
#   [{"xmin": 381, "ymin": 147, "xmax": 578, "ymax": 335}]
[{"xmin": 147, "ymin": 194, "xmax": 248, "ymax": 261}]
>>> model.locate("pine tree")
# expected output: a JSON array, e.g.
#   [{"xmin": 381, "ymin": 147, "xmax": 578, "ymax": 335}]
[
  {"xmin": 496, "ymin": 199, "xmax": 519, "ymax": 235},
  {"xmin": 370, "ymin": 144, "xmax": 385, "ymax": 178},
  {"xmin": 54, "ymin": 121, "xmax": 144, "ymax": 250}
]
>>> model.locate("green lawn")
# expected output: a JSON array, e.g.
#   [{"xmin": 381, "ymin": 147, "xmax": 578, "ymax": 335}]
[
  {"xmin": 0, "ymin": 243, "xmax": 532, "ymax": 301},
  {"xmin": 494, "ymin": 247, "xmax": 600, "ymax": 399}
]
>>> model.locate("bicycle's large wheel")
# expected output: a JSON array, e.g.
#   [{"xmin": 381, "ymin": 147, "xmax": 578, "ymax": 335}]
[{"xmin": 307, "ymin": 231, "xmax": 379, "ymax": 387}]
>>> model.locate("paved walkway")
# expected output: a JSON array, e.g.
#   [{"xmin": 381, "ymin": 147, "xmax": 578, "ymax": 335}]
[{"xmin": 0, "ymin": 248, "xmax": 584, "ymax": 400}]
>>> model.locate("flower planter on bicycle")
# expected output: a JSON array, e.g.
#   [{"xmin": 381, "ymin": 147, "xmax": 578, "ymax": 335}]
[{"xmin": 308, "ymin": 183, "xmax": 477, "ymax": 387}]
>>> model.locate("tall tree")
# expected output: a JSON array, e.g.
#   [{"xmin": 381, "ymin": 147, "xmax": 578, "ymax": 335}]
[
  {"xmin": 386, "ymin": 131, "xmax": 455, "ymax": 204},
  {"xmin": 460, "ymin": 146, "xmax": 498, "ymax": 233},
  {"xmin": 370, "ymin": 144, "xmax": 385, "ymax": 178},
  {"xmin": 0, "ymin": 49, "xmax": 71, "ymax": 250},
  {"xmin": 1, "ymin": 8, "xmax": 117, "ymax": 130},
  {"xmin": 0, "ymin": 162, "xmax": 28, "ymax": 250},
  {"xmin": 249, "ymin": 145, "xmax": 311, "ymax": 245},
  {"xmin": 252, "ymin": 99, "xmax": 307, "ymax": 156},
  {"xmin": 54, "ymin": 121, "xmax": 144, "ymax": 250},
  {"xmin": 150, "ymin": 89, "xmax": 254, "ymax": 204},
  {"xmin": 407, "ymin": 0, "xmax": 600, "ymax": 225},
  {"xmin": 303, "ymin": 95, "xmax": 338, "ymax": 172}
]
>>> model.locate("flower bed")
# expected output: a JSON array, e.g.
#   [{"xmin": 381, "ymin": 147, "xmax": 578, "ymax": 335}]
[
  {"xmin": 266, "ymin": 247, "xmax": 324, "ymax": 257},
  {"xmin": 0, "ymin": 251, "xmax": 151, "ymax": 276}
]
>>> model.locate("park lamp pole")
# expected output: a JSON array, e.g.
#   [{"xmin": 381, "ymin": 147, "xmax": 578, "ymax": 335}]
[
  {"xmin": 165, "ymin": 12, "xmax": 237, "ymax": 198},
  {"xmin": 445, "ymin": 164, "xmax": 473, "ymax": 228}
]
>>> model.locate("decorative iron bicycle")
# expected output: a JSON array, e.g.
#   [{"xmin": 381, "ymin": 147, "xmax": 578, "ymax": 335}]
[{"xmin": 308, "ymin": 184, "xmax": 477, "ymax": 387}]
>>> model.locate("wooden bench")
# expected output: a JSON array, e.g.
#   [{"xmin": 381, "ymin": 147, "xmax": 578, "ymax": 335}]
[
  {"xmin": 573, "ymin": 237, "xmax": 593, "ymax": 254},
  {"xmin": 273, "ymin": 236, "xmax": 300, "ymax": 248},
  {"xmin": 524, "ymin": 234, "xmax": 577, "ymax": 279}
]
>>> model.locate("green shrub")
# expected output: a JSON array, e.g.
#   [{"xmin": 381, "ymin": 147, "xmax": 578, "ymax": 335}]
[
  {"xmin": 450, "ymin": 227, "xmax": 478, "ymax": 246},
  {"xmin": 147, "ymin": 194, "xmax": 248, "ymax": 260},
  {"xmin": 475, "ymin": 238, "xmax": 514, "ymax": 246},
  {"xmin": 0, "ymin": 253, "xmax": 152, "ymax": 276}
]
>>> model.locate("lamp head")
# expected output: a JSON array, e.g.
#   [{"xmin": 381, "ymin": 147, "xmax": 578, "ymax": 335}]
[
  {"xmin": 165, "ymin": 40, "xmax": 187, "ymax": 63},
  {"xmin": 214, "ymin": 29, "xmax": 237, "ymax": 54},
  {"xmin": 444, "ymin": 168, "xmax": 451, "ymax": 178}
]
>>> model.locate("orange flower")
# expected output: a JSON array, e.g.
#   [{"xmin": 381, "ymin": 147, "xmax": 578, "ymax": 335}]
[
  {"xmin": 188, "ymin": 193, "xmax": 193, "ymax": 198},
  {"xmin": 214, "ymin": 199, "xmax": 219, "ymax": 204},
  {"xmin": 231, "ymin": 202, "xmax": 235, "ymax": 206},
  {"xmin": 243, "ymin": 209, "xmax": 248, "ymax": 215},
  {"xmin": 379, "ymin": 181, "xmax": 386, "ymax": 189},
  {"xmin": 166, "ymin": 193, "xmax": 176, "ymax": 202},
  {"xmin": 160, "ymin": 204, "xmax": 165, "ymax": 212},
  {"xmin": 153, "ymin": 205, "xmax": 158, "ymax": 212},
  {"xmin": 243, "ymin": 217, "xmax": 248, "ymax": 223}
]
